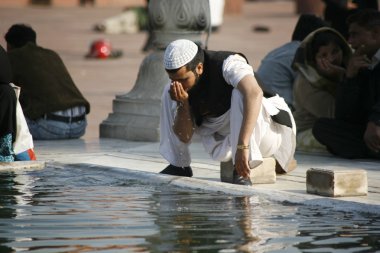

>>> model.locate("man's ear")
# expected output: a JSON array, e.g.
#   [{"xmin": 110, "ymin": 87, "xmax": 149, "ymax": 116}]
[{"xmin": 196, "ymin": 62, "xmax": 203, "ymax": 75}]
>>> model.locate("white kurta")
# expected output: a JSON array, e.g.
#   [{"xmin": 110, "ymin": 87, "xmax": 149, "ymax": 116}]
[{"xmin": 159, "ymin": 54, "xmax": 296, "ymax": 171}]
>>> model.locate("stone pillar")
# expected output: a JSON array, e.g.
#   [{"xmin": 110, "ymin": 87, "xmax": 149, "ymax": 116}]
[{"xmin": 100, "ymin": 0, "xmax": 210, "ymax": 141}]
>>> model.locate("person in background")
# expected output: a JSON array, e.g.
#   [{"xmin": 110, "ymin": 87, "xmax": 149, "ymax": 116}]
[
  {"xmin": 322, "ymin": 0, "xmax": 378, "ymax": 39},
  {"xmin": 0, "ymin": 44, "xmax": 36, "ymax": 161},
  {"xmin": 5, "ymin": 24, "xmax": 90, "ymax": 140},
  {"xmin": 292, "ymin": 27, "xmax": 352, "ymax": 152},
  {"xmin": 159, "ymin": 39, "xmax": 296, "ymax": 185},
  {"xmin": 0, "ymin": 45, "xmax": 17, "ymax": 162},
  {"xmin": 256, "ymin": 14, "xmax": 327, "ymax": 110},
  {"xmin": 313, "ymin": 9, "xmax": 380, "ymax": 159}
]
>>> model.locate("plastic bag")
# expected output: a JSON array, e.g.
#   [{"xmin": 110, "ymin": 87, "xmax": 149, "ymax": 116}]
[{"xmin": 10, "ymin": 83, "xmax": 36, "ymax": 160}]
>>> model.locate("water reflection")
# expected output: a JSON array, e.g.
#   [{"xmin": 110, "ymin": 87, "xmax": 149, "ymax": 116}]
[
  {"xmin": 0, "ymin": 170, "xmax": 37, "ymax": 252},
  {"xmin": 145, "ymin": 189, "xmax": 246, "ymax": 252},
  {"xmin": 0, "ymin": 167, "xmax": 156, "ymax": 252},
  {"xmin": 0, "ymin": 171, "xmax": 18, "ymax": 219},
  {"xmin": 0, "ymin": 167, "xmax": 379, "ymax": 252},
  {"xmin": 144, "ymin": 187, "xmax": 299, "ymax": 252},
  {"xmin": 294, "ymin": 207, "xmax": 380, "ymax": 252}
]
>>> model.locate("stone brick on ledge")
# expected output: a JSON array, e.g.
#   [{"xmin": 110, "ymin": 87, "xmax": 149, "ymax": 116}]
[
  {"xmin": 306, "ymin": 167, "xmax": 367, "ymax": 197},
  {"xmin": 220, "ymin": 157, "xmax": 276, "ymax": 184},
  {"xmin": 249, "ymin": 157, "xmax": 276, "ymax": 184}
]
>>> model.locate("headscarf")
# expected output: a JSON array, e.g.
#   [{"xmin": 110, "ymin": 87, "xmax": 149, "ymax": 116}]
[{"xmin": 292, "ymin": 27, "xmax": 352, "ymax": 95}]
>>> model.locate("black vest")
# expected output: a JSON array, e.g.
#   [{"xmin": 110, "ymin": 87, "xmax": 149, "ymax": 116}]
[{"xmin": 188, "ymin": 50, "xmax": 246, "ymax": 126}]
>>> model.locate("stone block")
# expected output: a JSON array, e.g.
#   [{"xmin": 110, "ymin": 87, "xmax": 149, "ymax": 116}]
[
  {"xmin": 306, "ymin": 167, "xmax": 367, "ymax": 197},
  {"xmin": 220, "ymin": 157, "xmax": 276, "ymax": 184},
  {"xmin": 249, "ymin": 158, "xmax": 276, "ymax": 184}
]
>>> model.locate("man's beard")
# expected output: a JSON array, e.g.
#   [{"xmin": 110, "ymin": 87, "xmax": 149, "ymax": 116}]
[
  {"xmin": 191, "ymin": 71, "xmax": 201, "ymax": 88},
  {"xmin": 186, "ymin": 71, "xmax": 201, "ymax": 95}
]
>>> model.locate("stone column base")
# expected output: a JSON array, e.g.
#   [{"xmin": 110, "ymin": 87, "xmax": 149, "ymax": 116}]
[
  {"xmin": 99, "ymin": 97, "xmax": 161, "ymax": 141},
  {"xmin": 99, "ymin": 51, "xmax": 168, "ymax": 142}
]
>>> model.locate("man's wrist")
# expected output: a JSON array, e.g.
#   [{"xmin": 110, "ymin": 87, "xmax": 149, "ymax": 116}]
[
  {"xmin": 237, "ymin": 144, "xmax": 250, "ymax": 150},
  {"xmin": 177, "ymin": 100, "xmax": 189, "ymax": 108}
]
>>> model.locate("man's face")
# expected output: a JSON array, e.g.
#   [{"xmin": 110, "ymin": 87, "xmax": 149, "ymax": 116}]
[
  {"xmin": 167, "ymin": 63, "xmax": 203, "ymax": 91},
  {"xmin": 348, "ymin": 23, "xmax": 379, "ymax": 56}
]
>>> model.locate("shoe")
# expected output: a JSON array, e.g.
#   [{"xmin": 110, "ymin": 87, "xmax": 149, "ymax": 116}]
[
  {"xmin": 275, "ymin": 158, "xmax": 297, "ymax": 174},
  {"xmin": 160, "ymin": 164, "xmax": 193, "ymax": 177},
  {"xmin": 232, "ymin": 170, "xmax": 252, "ymax": 186}
]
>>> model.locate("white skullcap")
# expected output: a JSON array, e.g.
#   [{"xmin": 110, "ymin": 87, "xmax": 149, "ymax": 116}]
[{"xmin": 164, "ymin": 39, "xmax": 198, "ymax": 70}]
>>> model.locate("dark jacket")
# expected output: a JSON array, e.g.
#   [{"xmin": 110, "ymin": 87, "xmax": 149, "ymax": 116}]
[
  {"xmin": 7, "ymin": 42, "xmax": 90, "ymax": 120},
  {"xmin": 335, "ymin": 63, "xmax": 380, "ymax": 125}
]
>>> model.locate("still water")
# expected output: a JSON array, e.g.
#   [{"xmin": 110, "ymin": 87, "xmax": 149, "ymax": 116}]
[{"xmin": 0, "ymin": 166, "xmax": 379, "ymax": 253}]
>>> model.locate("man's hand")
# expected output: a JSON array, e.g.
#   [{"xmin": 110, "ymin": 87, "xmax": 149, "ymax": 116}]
[
  {"xmin": 364, "ymin": 122, "xmax": 380, "ymax": 153},
  {"xmin": 234, "ymin": 149, "xmax": 250, "ymax": 178},
  {"xmin": 170, "ymin": 81, "xmax": 194, "ymax": 143},
  {"xmin": 346, "ymin": 45, "xmax": 371, "ymax": 78},
  {"xmin": 169, "ymin": 81, "xmax": 189, "ymax": 103}
]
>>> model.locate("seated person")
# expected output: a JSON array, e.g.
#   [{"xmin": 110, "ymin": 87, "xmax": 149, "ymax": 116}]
[
  {"xmin": 292, "ymin": 27, "xmax": 352, "ymax": 152},
  {"xmin": 322, "ymin": 0, "xmax": 378, "ymax": 39},
  {"xmin": 0, "ymin": 45, "xmax": 17, "ymax": 162},
  {"xmin": 256, "ymin": 14, "xmax": 326, "ymax": 109},
  {"xmin": 313, "ymin": 10, "xmax": 380, "ymax": 159},
  {"xmin": 4, "ymin": 24, "xmax": 90, "ymax": 140}
]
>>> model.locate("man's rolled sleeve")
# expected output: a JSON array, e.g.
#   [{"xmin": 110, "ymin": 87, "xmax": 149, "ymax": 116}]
[{"xmin": 222, "ymin": 54, "xmax": 254, "ymax": 88}]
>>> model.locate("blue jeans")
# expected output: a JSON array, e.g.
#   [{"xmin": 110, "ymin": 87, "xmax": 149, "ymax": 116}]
[{"xmin": 26, "ymin": 117, "xmax": 87, "ymax": 140}]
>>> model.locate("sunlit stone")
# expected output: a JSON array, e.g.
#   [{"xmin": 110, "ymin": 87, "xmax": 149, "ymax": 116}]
[{"xmin": 306, "ymin": 167, "xmax": 368, "ymax": 197}]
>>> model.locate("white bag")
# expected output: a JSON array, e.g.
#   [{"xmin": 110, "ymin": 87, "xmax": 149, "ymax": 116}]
[{"xmin": 10, "ymin": 83, "xmax": 34, "ymax": 154}]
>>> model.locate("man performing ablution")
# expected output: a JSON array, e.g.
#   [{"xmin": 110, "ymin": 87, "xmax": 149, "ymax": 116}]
[{"xmin": 159, "ymin": 39, "xmax": 296, "ymax": 185}]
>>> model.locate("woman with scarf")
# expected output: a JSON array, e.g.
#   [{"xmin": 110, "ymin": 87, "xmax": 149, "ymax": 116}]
[{"xmin": 292, "ymin": 27, "xmax": 352, "ymax": 152}]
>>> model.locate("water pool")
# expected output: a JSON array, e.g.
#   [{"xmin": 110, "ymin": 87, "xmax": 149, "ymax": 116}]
[{"xmin": 0, "ymin": 165, "xmax": 379, "ymax": 252}]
